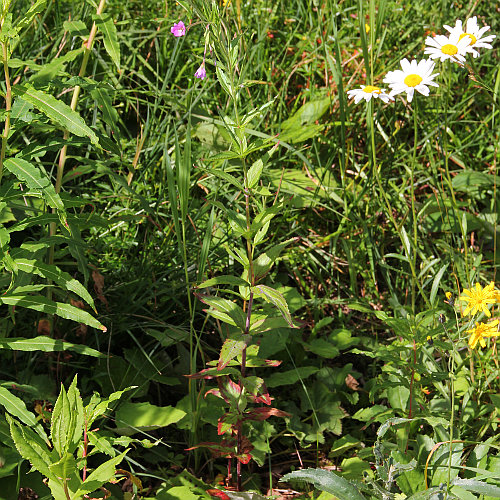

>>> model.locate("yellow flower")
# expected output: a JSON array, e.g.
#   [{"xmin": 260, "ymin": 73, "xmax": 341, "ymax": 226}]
[
  {"xmin": 365, "ymin": 24, "xmax": 370, "ymax": 34},
  {"xmin": 467, "ymin": 320, "xmax": 499, "ymax": 349},
  {"xmin": 459, "ymin": 282, "xmax": 496, "ymax": 317}
]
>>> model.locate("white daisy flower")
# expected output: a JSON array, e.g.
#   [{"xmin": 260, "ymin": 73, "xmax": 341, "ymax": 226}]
[
  {"xmin": 346, "ymin": 85, "xmax": 393, "ymax": 104},
  {"xmin": 424, "ymin": 32, "xmax": 471, "ymax": 64},
  {"xmin": 383, "ymin": 58, "xmax": 439, "ymax": 103},
  {"xmin": 443, "ymin": 16, "xmax": 496, "ymax": 58}
]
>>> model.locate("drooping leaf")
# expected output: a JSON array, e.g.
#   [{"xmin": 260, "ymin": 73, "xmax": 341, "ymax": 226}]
[
  {"xmin": 198, "ymin": 294, "xmax": 247, "ymax": 331},
  {"xmin": 0, "ymin": 386, "xmax": 38, "ymax": 428},
  {"xmin": 14, "ymin": 258, "xmax": 95, "ymax": 310},
  {"xmin": 14, "ymin": 85, "xmax": 99, "ymax": 145},
  {"xmin": 0, "ymin": 294, "xmax": 106, "ymax": 331}
]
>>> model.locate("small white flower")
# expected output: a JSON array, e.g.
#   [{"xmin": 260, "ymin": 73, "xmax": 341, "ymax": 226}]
[
  {"xmin": 383, "ymin": 58, "xmax": 439, "ymax": 103},
  {"xmin": 444, "ymin": 16, "xmax": 496, "ymax": 58},
  {"xmin": 424, "ymin": 32, "xmax": 471, "ymax": 64},
  {"xmin": 346, "ymin": 85, "xmax": 393, "ymax": 104}
]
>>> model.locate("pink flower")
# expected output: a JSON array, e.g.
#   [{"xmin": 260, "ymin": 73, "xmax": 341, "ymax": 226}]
[
  {"xmin": 194, "ymin": 64, "xmax": 207, "ymax": 80},
  {"xmin": 171, "ymin": 21, "xmax": 186, "ymax": 37}
]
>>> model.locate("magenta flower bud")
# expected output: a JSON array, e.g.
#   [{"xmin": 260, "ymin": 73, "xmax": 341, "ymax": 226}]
[
  {"xmin": 194, "ymin": 64, "xmax": 207, "ymax": 80},
  {"xmin": 171, "ymin": 21, "xmax": 186, "ymax": 37}
]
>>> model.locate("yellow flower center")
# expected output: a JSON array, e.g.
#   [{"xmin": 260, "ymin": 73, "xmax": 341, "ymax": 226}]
[
  {"xmin": 363, "ymin": 85, "xmax": 381, "ymax": 94},
  {"xmin": 459, "ymin": 32, "xmax": 477, "ymax": 45},
  {"xmin": 441, "ymin": 44, "xmax": 458, "ymax": 55},
  {"xmin": 403, "ymin": 74, "xmax": 423, "ymax": 87}
]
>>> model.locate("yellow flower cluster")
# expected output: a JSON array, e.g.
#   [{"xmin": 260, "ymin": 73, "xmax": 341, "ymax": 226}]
[{"xmin": 458, "ymin": 282, "xmax": 500, "ymax": 349}]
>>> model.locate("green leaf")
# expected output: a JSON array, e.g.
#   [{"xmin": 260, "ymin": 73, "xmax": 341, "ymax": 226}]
[
  {"xmin": 218, "ymin": 338, "xmax": 247, "ymax": 370},
  {"xmin": 0, "ymin": 386, "xmax": 38, "ymax": 428},
  {"xmin": 198, "ymin": 294, "xmax": 247, "ymax": 331},
  {"xmin": 14, "ymin": 85, "xmax": 99, "ymax": 145},
  {"xmin": 451, "ymin": 478, "xmax": 500, "ymax": 497},
  {"xmin": 63, "ymin": 20, "xmax": 89, "ymax": 38},
  {"xmin": 48, "ymin": 452, "xmax": 77, "ymax": 482},
  {"xmin": 0, "ymin": 294, "xmax": 106, "ymax": 331},
  {"xmin": 251, "ymin": 238, "xmax": 296, "ymax": 281},
  {"xmin": 14, "ymin": 259, "xmax": 95, "ymax": 310},
  {"xmin": 266, "ymin": 366, "xmax": 318, "ymax": 388},
  {"xmin": 253, "ymin": 285, "xmax": 295, "ymax": 327},
  {"xmin": 93, "ymin": 13, "xmax": 120, "ymax": 69},
  {"xmin": 282, "ymin": 468, "xmax": 366, "ymax": 500},
  {"xmin": 74, "ymin": 450, "xmax": 128, "ymax": 497},
  {"xmin": 15, "ymin": 0, "xmax": 49, "ymax": 32},
  {"xmin": 247, "ymin": 158, "xmax": 263, "ymax": 188},
  {"xmin": 216, "ymin": 66, "xmax": 234, "ymax": 98},
  {"xmin": 198, "ymin": 275, "xmax": 250, "ymax": 289},
  {"xmin": 0, "ymin": 336, "xmax": 103, "ymax": 357},
  {"xmin": 8, "ymin": 415, "xmax": 55, "ymax": 481},
  {"xmin": 115, "ymin": 402, "xmax": 186, "ymax": 436},
  {"xmin": 4, "ymin": 157, "xmax": 64, "ymax": 210},
  {"xmin": 85, "ymin": 387, "xmax": 133, "ymax": 426}
]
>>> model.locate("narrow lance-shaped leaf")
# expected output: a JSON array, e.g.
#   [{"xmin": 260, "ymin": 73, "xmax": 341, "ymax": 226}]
[
  {"xmin": 0, "ymin": 336, "xmax": 104, "ymax": 357},
  {"xmin": 14, "ymin": 85, "xmax": 99, "ymax": 145},
  {"xmin": 93, "ymin": 13, "xmax": 120, "ymax": 70},
  {"xmin": 4, "ymin": 158, "xmax": 64, "ymax": 210},
  {"xmin": 0, "ymin": 294, "xmax": 106, "ymax": 331},
  {"xmin": 14, "ymin": 258, "xmax": 96, "ymax": 311},
  {"xmin": 253, "ymin": 285, "xmax": 294, "ymax": 327}
]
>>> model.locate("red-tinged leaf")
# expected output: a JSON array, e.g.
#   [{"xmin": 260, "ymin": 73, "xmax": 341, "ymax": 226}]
[
  {"xmin": 244, "ymin": 407, "xmax": 291, "ymax": 421},
  {"xmin": 252, "ymin": 392, "xmax": 272, "ymax": 405},
  {"xmin": 218, "ymin": 338, "xmax": 247, "ymax": 370},
  {"xmin": 205, "ymin": 388, "xmax": 222, "ymax": 399},
  {"xmin": 185, "ymin": 366, "xmax": 240, "ymax": 379},
  {"xmin": 237, "ymin": 453, "xmax": 252, "ymax": 464},
  {"xmin": 207, "ymin": 489, "xmax": 230, "ymax": 500},
  {"xmin": 217, "ymin": 419, "xmax": 234, "ymax": 436}
]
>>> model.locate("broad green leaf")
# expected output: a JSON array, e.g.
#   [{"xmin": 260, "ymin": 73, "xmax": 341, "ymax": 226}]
[
  {"xmin": 0, "ymin": 336, "xmax": 103, "ymax": 357},
  {"xmin": 218, "ymin": 338, "xmax": 247, "ymax": 370},
  {"xmin": 115, "ymin": 402, "xmax": 186, "ymax": 435},
  {"xmin": 0, "ymin": 294, "xmax": 106, "ymax": 331},
  {"xmin": 253, "ymin": 285, "xmax": 294, "ymax": 327},
  {"xmin": 14, "ymin": 85, "xmax": 99, "ymax": 145},
  {"xmin": 30, "ymin": 48, "xmax": 84, "ymax": 85},
  {"xmin": 282, "ymin": 468, "xmax": 366, "ymax": 500},
  {"xmin": 14, "ymin": 259, "xmax": 95, "ymax": 310},
  {"xmin": 199, "ymin": 166, "xmax": 245, "ymax": 192},
  {"xmin": 74, "ymin": 450, "xmax": 128, "ymax": 497},
  {"xmin": 198, "ymin": 275, "xmax": 250, "ymax": 288},
  {"xmin": 93, "ymin": 13, "xmax": 120, "ymax": 69},
  {"xmin": 91, "ymin": 87, "xmax": 119, "ymax": 127},
  {"xmin": 4, "ymin": 157, "xmax": 64, "ymax": 210},
  {"xmin": 266, "ymin": 366, "xmax": 318, "ymax": 388},
  {"xmin": 8, "ymin": 415, "xmax": 55, "ymax": 481},
  {"xmin": 51, "ymin": 383, "xmax": 71, "ymax": 456}
]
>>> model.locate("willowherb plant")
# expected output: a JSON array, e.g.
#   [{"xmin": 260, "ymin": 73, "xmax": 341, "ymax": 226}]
[
  {"xmin": 8, "ymin": 376, "xmax": 132, "ymax": 500},
  {"xmin": 172, "ymin": 0, "xmax": 299, "ymax": 491}
]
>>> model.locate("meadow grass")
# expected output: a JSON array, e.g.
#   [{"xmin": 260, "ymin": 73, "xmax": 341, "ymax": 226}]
[{"xmin": 0, "ymin": 0, "xmax": 499, "ymax": 498}]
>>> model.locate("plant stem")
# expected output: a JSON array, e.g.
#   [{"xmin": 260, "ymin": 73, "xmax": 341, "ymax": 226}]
[
  {"xmin": 0, "ymin": 39, "xmax": 12, "ymax": 183},
  {"xmin": 410, "ymin": 98, "xmax": 418, "ymax": 313}
]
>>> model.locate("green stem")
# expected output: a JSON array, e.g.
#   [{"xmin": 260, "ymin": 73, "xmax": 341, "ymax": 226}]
[
  {"xmin": 0, "ymin": 39, "xmax": 12, "ymax": 183},
  {"xmin": 410, "ymin": 98, "xmax": 418, "ymax": 313}
]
